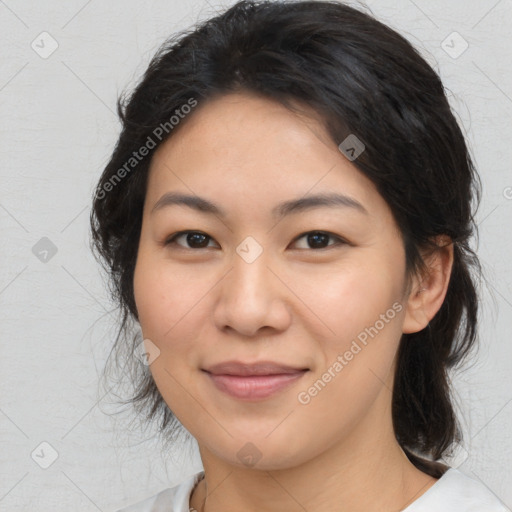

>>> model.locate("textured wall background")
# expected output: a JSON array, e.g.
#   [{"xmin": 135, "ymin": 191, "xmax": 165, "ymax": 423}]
[{"xmin": 1, "ymin": 0, "xmax": 511, "ymax": 510}]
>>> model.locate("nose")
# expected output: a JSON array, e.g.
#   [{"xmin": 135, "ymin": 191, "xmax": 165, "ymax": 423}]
[{"xmin": 213, "ymin": 246, "xmax": 292, "ymax": 337}]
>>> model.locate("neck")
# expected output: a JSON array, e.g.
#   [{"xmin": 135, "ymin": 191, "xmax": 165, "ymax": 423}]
[{"xmin": 190, "ymin": 387, "xmax": 438, "ymax": 512}]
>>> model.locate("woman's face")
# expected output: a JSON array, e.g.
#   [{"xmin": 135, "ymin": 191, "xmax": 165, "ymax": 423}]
[{"xmin": 133, "ymin": 91, "xmax": 415, "ymax": 470}]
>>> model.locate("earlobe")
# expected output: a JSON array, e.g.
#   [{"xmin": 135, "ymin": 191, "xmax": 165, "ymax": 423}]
[{"xmin": 402, "ymin": 236, "xmax": 454, "ymax": 334}]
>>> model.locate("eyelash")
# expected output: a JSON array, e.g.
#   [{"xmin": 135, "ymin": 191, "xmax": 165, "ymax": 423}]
[{"xmin": 163, "ymin": 230, "xmax": 348, "ymax": 251}]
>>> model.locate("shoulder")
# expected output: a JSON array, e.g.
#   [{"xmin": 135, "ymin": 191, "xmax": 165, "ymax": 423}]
[
  {"xmin": 404, "ymin": 468, "xmax": 509, "ymax": 512},
  {"xmin": 114, "ymin": 470, "xmax": 205, "ymax": 512}
]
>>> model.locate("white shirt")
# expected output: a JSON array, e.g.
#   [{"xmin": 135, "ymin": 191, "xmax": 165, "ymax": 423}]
[{"xmin": 115, "ymin": 467, "xmax": 509, "ymax": 512}]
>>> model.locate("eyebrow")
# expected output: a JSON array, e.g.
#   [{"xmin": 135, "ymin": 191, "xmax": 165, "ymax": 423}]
[{"xmin": 150, "ymin": 191, "xmax": 369, "ymax": 218}]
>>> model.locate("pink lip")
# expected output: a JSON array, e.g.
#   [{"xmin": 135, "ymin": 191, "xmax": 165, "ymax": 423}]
[
  {"xmin": 204, "ymin": 360, "xmax": 308, "ymax": 376},
  {"xmin": 203, "ymin": 370, "xmax": 307, "ymax": 400}
]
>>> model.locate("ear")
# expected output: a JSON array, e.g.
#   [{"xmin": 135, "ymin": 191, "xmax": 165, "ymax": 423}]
[{"xmin": 402, "ymin": 235, "xmax": 454, "ymax": 334}]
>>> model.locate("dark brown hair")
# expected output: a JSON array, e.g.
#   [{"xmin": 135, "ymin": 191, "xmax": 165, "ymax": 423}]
[{"xmin": 90, "ymin": 0, "xmax": 485, "ymax": 476}]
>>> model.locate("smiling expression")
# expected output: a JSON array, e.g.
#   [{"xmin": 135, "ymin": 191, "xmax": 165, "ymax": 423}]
[{"xmin": 133, "ymin": 90, "xmax": 413, "ymax": 470}]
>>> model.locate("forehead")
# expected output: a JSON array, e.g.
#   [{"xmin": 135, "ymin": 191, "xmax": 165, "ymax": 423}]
[
  {"xmin": 144, "ymin": 91, "xmax": 390, "ymax": 226},
  {"xmin": 158, "ymin": 91, "xmax": 332, "ymax": 156}
]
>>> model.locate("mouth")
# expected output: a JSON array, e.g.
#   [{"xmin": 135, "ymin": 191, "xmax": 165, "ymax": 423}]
[{"xmin": 201, "ymin": 360, "xmax": 310, "ymax": 401}]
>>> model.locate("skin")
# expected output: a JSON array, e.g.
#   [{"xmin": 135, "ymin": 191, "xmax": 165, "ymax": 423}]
[{"xmin": 133, "ymin": 91, "xmax": 454, "ymax": 512}]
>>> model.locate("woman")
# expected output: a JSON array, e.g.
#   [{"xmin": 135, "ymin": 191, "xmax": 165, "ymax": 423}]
[{"xmin": 90, "ymin": 1, "xmax": 508, "ymax": 510}]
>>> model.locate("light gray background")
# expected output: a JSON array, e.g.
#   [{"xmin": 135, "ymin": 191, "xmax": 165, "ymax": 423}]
[{"xmin": 1, "ymin": 0, "xmax": 511, "ymax": 510}]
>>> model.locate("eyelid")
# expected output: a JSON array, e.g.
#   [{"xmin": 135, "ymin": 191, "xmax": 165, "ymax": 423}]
[
  {"xmin": 164, "ymin": 230, "xmax": 218, "ymax": 249},
  {"xmin": 163, "ymin": 230, "xmax": 349, "ymax": 250},
  {"xmin": 291, "ymin": 230, "xmax": 349, "ymax": 249}
]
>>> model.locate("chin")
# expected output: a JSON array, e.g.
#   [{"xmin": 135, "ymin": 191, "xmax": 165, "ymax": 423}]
[{"xmin": 206, "ymin": 434, "xmax": 311, "ymax": 472}]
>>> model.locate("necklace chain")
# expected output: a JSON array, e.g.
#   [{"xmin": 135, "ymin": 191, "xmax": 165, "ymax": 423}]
[{"xmin": 194, "ymin": 475, "xmax": 207, "ymax": 512}]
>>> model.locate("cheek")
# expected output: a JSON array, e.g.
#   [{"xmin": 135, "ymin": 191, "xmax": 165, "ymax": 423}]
[
  {"xmin": 307, "ymin": 256, "xmax": 402, "ymax": 340},
  {"xmin": 132, "ymin": 253, "xmax": 208, "ymax": 418},
  {"xmin": 304, "ymin": 256, "xmax": 404, "ymax": 398},
  {"xmin": 133, "ymin": 251, "xmax": 206, "ymax": 341},
  {"xmin": 298, "ymin": 310, "xmax": 402, "ymax": 444}
]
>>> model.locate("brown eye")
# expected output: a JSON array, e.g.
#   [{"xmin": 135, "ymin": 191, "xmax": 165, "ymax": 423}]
[
  {"xmin": 163, "ymin": 230, "xmax": 347, "ymax": 251},
  {"xmin": 292, "ymin": 231, "xmax": 346, "ymax": 250},
  {"xmin": 165, "ymin": 231, "xmax": 217, "ymax": 249}
]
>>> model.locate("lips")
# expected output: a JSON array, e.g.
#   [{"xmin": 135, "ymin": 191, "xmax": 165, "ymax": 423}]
[
  {"xmin": 203, "ymin": 360, "xmax": 309, "ymax": 376},
  {"xmin": 202, "ymin": 360, "xmax": 309, "ymax": 400}
]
